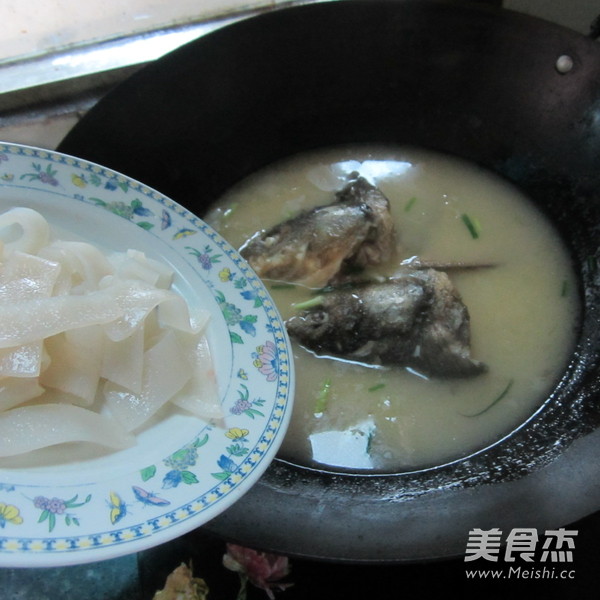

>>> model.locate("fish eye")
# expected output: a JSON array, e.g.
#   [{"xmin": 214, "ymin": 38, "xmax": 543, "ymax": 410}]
[{"xmin": 304, "ymin": 310, "xmax": 328, "ymax": 327}]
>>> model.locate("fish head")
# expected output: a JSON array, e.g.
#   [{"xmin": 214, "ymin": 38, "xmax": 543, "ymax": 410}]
[{"xmin": 286, "ymin": 308, "xmax": 333, "ymax": 347}]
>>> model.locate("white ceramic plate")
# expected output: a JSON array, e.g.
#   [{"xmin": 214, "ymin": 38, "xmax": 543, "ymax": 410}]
[{"xmin": 0, "ymin": 142, "xmax": 294, "ymax": 567}]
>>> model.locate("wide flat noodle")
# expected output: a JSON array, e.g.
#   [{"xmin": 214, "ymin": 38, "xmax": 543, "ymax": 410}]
[
  {"xmin": 0, "ymin": 207, "xmax": 221, "ymax": 457},
  {"xmin": 40, "ymin": 327, "xmax": 104, "ymax": 407},
  {"xmin": 171, "ymin": 333, "xmax": 222, "ymax": 421},
  {"xmin": 39, "ymin": 240, "xmax": 113, "ymax": 294},
  {"xmin": 0, "ymin": 250, "xmax": 61, "ymax": 302},
  {"xmin": 0, "ymin": 290, "xmax": 123, "ymax": 348},
  {"xmin": 0, "ymin": 404, "xmax": 135, "ymax": 457},
  {"xmin": 104, "ymin": 330, "xmax": 193, "ymax": 431},
  {"xmin": 0, "ymin": 207, "xmax": 50, "ymax": 255},
  {"xmin": 101, "ymin": 325, "xmax": 144, "ymax": 394},
  {"xmin": 99, "ymin": 278, "xmax": 192, "ymax": 342},
  {"xmin": 0, "ymin": 343, "xmax": 43, "ymax": 378},
  {"xmin": 113, "ymin": 248, "xmax": 174, "ymax": 289},
  {"xmin": 0, "ymin": 377, "xmax": 44, "ymax": 411},
  {"xmin": 0, "ymin": 251, "xmax": 61, "ymax": 377}
]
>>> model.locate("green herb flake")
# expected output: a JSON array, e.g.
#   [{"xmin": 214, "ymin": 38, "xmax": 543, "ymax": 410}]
[
  {"xmin": 368, "ymin": 383, "xmax": 386, "ymax": 392},
  {"xmin": 461, "ymin": 213, "xmax": 481, "ymax": 239},
  {"xmin": 404, "ymin": 196, "xmax": 418, "ymax": 212},
  {"xmin": 314, "ymin": 378, "xmax": 332, "ymax": 416},
  {"xmin": 461, "ymin": 379, "xmax": 514, "ymax": 418},
  {"xmin": 270, "ymin": 283, "xmax": 297, "ymax": 290},
  {"xmin": 293, "ymin": 295, "xmax": 325, "ymax": 312}
]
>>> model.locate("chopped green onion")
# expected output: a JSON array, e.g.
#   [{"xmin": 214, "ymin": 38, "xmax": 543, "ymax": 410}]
[
  {"xmin": 270, "ymin": 283, "xmax": 297, "ymax": 290},
  {"xmin": 293, "ymin": 295, "xmax": 325, "ymax": 312},
  {"xmin": 368, "ymin": 383, "xmax": 386, "ymax": 392},
  {"xmin": 461, "ymin": 379, "xmax": 514, "ymax": 418},
  {"xmin": 318, "ymin": 280, "xmax": 360, "ymax": 294},
  {"xmin": 314, "ymin": 378, "xmax": 332, "ymax": 415},
  {"xmin": 461, "ymin": 213, "xmax": 481, "ymax": 239},
  {"xmin": 404, "ymin": 196, "xmax": 418, "ymax": 212}
]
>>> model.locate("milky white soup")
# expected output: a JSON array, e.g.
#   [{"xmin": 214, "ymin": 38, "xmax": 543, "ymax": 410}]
[{"xmin": 205, "ymin": 146, "xmax": 580, "ymax": 473}]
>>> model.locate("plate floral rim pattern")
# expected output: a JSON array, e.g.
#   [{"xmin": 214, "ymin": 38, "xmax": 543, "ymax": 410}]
[{"xmin": 0, "ymin": 143, "xmax": 294, "ymax": 567}]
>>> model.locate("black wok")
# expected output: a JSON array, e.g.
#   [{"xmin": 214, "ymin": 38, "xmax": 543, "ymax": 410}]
[{"xmin": 58, "ymin": 0, "xmax": 600, "ymax": 561}]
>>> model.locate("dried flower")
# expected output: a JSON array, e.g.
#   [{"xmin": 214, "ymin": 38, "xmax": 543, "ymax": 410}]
[
  {"xmin": 223, "ymin": 544, "xmax": 292, "ymax": 600},
  {"xmin": 152, "ymin": 563, "xmax": 209, "ymax": 600}
]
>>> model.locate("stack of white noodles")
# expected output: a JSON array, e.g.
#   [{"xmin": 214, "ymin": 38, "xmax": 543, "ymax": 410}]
[{"xmin": 0, "ymin": 207, "xmax": 221, "ymax": 458}]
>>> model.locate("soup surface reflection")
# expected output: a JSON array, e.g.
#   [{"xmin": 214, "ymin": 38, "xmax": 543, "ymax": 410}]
[{"xmin": 206, "ymin": 146, "xmax": 580, "ymax": 473}]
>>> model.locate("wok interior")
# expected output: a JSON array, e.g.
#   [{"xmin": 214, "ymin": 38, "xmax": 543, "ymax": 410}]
[
  {"xmin": 187, "ymin": 0, "xmax": 600, "ymax": 484},
  {"xmin": 59, "ymin": 0, "xmax": 600, "ymax": 487}
]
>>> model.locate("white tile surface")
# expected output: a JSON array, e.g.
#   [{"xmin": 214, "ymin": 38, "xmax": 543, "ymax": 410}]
[
  {"xmin": 0, "ymin": 0, "xmax": 278, "ymax": 59},
  {"xmin": 1, "ymin": 0, "xmax": 594, "ymax": 64}
]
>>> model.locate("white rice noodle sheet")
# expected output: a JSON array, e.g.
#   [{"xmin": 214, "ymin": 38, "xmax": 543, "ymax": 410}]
[
  {"xmin": 99, "ymin": 278, "xmax": 191, "ymax": 342},
  {"xmin": 40, "ymin": 325, "xmax": 105, "ymax": 406},
  {"xmin": 0, "ymin": 208, "xmax": 219, "ymax": 456},
  {"xmin": 39, "ymin": 240, "xmax": 113, "ymax": 295},
  {"xmin": 0, "ymin": 290, "xmax": 123, "ymax": 349},
  {"xmin": 101, "ymin": 324, "xmax": 144, "ymax": 395},
  {"xmin": 0, "ymin": 343, "xmax": 43, "ymax": 378},
  {"xmin": 99, "ymin": 276, "xmax": 208, "ymax": 340},
  {"xmin": 0, "ymin": 403, "xmax": 135, "ymax": 457},
  {"xmin": 0, "ymin": 251, "xmax": 62, "ymax": 378},
  {"xmin": 155, "ymin": 293, "xmax": 205, "ymax": 334},
  {"xmin": 104, "ymin": 329, "xmax": 193, "ymax": 431},
  {"xmin": 190, "ymin": 308, "xmax": 211, "ymax": 335},
  {"xmin": 0, "ymin": 377, "xmax": 44, "ymax": 411},
  {"xmin": 171, "ymin": 332, "xmax": 222, "ymax": 422},
  {"xmin": 113, "ymin": 249, "xmax": 174, "ymax": 289},
  {"xmin": 0, "ymin": 250, "xmax": 61, "ymax": 302},
  {"xmin": 0, "ymin": 207, "xmax": 50, "ymax": 256}
]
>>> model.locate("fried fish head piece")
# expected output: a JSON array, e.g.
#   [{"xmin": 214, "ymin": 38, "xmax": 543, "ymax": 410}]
[
  {"xmin": 286, "ymin": 268, "xmax": 487, "ymax": 379},
  {"xmin": 333, "ymin": 176, "xmax": 396, "ymax": 270},
  {"xmin": 239, "ymin": 177, "xmax": 397, "ymax": 288}
]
